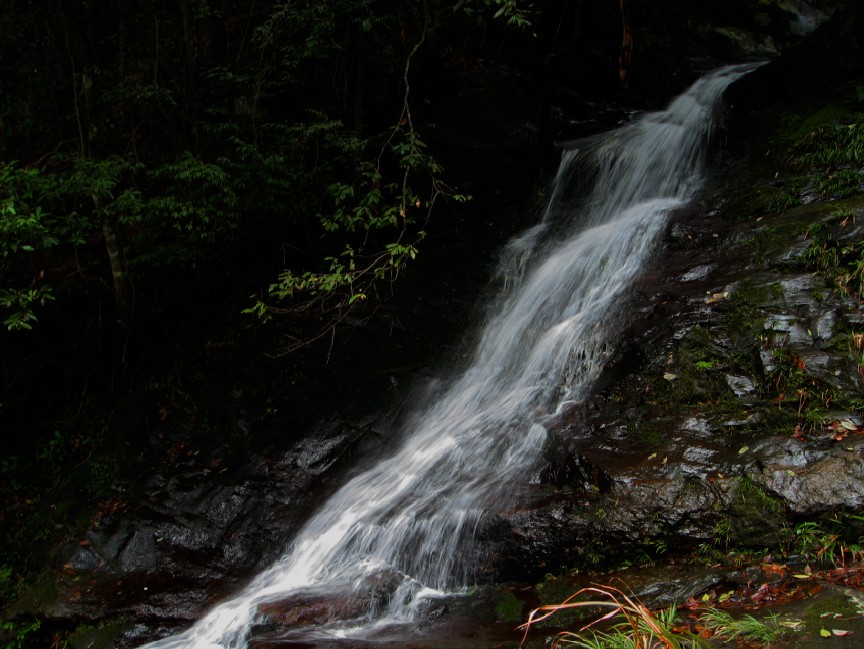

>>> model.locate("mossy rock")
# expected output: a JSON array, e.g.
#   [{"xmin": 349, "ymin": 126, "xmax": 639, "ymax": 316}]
[
  {"xmin": 495, "ymin": 590, "xmax": 526, "ymax": 623},
  {"xmin": 724, "ymin": 185, "xmax": 802, "ymax": 222},
  {"xmin": 779, "ymin": 102, "xmax": 857, "ymax": 145},
  {"xmin": 68, "ymin": 620, "xmax": 132, "ymax": 649}
]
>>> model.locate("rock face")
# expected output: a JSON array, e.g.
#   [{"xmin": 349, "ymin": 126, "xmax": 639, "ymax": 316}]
[
  {"xmin": 482, "ymin": 166, "xmax": 864, "ymax": 583},
  {"xmin": 9, "ymin": 415, "xmax": 389, "ymax": 646}
]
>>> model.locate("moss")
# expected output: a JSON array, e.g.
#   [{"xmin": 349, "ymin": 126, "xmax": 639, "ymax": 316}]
[
  {"xmin": 814, "ymin": 170, "xmax": 864, "ymax": 198},
  {"xmin": 653, "ymin": 327, "xmax": 737, "ymax": 408},
  {"xmin": 801, "ymin": 593, "xmax": 858, "ymax": 636},
  {"xmin": 635, "ymin": 419, "xmax": 665, "ymax": 448},
  {"xmin": 533, "ymin": 575, "xmax": 596, "ymax": 629},
  {"xmin": 724, "ymin": 185, "xmax": 790, "ymax": 222},
  {"xmin": 724, "ymin": 280, "xmax": 768, "ymax": 340},
  {"xmin": 772, "ymin": 103, "xmax": 855, "ymax": 154},
  {"xmin": 495, "ymin": 590, "xmax": 525, "ymax": 623},
  {"xmin": 726, "ymin": 475, "xmax": 787, "ymax": 547},
  {"xmin": 7, "ymin": 572, "xmax": 58, "ymax": 618},
  {"xmin": 733, "ymin": 475, "xmax": 783, "ymax": 514},
  {"xmin": 68, "ymin": 619, "xmax": 133, "ymax": 649}
]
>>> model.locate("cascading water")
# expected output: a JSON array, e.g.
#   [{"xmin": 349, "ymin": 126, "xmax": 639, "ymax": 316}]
[{"xmin": 143, "ymin": 62, "xmax": 761, "ymax": 649}]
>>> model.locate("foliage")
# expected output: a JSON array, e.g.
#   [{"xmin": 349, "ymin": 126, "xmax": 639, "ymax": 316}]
[
  {"xmin": 457, "ymin": 0, "xmax": 534, "ymax": 27},
  {"xmin": 786, "ymin": 516, "xmax": 864, "ymax": 567},
  {"xmin": 765, "ymin": 190, "xmax": 801, "ymax": 212},
  {"xmin": 0, "ymin": 565, "xmax": 22, "ymax": 611},
  {"xmin": 758, "ymin": 103, "xmax": 864, "ymax": 221},
  {"xmin": 693, "ymin": 358, "xmax": 719, "ymax": 371},
  {"xmin": 0, "ymin": 163, "xmax": 61, "ymax": 330},
  {"xmin": 496, "ymin": 590, "xmax": 526, "ymax": 623},
  {"xmin": 0, "ymin": 617, "xmax": 42, "ymax": 649},
  {"xmin": 760, "ymin": 336, "xmax": 839, "ymax": 434},
  {"xmin": 518, "ymin": 586, "xmax": 704, "ymax": 649},
  {"xmin": 0, "ymin": 0, "xmax": 532, "ymax": 346},
  {"xmin": 802, "ymin": 208, "xmax": 864, "ymax": 301},
  {"xmin": 242, "ymin": 123, "xmax": 469, "ymax": 349},
  {"xmin": 788, "ymin": 112, "xmax": 864, "ymax": 171},
  {"xmin": 697, "ymin": 607, "xmax": 788, "ymax": 644},
  {"xmin": 735, "ymin": 475, "xmax": 782, "ymax": 513}
]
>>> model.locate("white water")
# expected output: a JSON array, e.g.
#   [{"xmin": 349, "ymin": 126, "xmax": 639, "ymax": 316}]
[{"xmin": 142, "ymin": 63, "xmax": 760, "ymax": 649}]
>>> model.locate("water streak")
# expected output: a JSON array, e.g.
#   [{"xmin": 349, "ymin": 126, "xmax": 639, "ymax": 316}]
[{"xmin": 143, "ymin": 62, "xmax": 761, "ymax": 649}]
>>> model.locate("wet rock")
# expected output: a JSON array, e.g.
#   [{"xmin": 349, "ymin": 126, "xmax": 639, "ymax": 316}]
[
  {"xmin": 258, "ymin": 570, "xmax": 404, "ymax": 628},
  {"xmin": 475, "ymin": 181, "xmax": 864, "ymax": 580},
  {"xmin": 725, "ymin": 374, "xmax": 756, "ymax": 397},
  {"xmin": 707, "ymin": 26, "xmax": 779, "ymax": 57},
  {"xmin": 259, "ymin": 594, "xmax": 359, "ymax": 628},
  {"xmin": 13, "ymin": 415, "xmax": 386, "ymax": 644},
  {"xmin": 680, "ymin": 264, "xmax": 715, "ymax": 282},
  {"xmin": 754, "ymin": 438, "xmax": 864, "ymax": 515}
]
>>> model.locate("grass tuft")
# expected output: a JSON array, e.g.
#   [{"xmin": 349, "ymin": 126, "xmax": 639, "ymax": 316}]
[
  {"xmin": 518, "ymin": 585, "xmax": 705, "ymax": 649},
  {"xmin": 697, "ymin": 607, "xmax": 788, "ymax": 644}
]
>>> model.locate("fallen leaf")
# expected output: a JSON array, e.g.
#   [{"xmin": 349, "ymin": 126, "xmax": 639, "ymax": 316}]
[
  {"xmin": 832, "ymin": 629, "xmax": 853, "ymax": 636},
  {"xmin": 841, "ymin": 419, "xmax": 857, "ymax": 431},
  {"xmin": 820, "ymin": 628, "xmax": 832, "ymax": 638},
  {"xmin": 761, "ymin": 563, "xmax": 787, "ymax": 575},
  {"xmin": 738, "ymin": 445, "xmax": 749, "ymax": 454},
  {"xmin": 647, "ymin": 452, "xmax": 658, "ymax": 461},
  {"xmin": 663, "ymin": 373, "xmax": 677, "ymax": 381},
  {"xmin": 793, "ymin": 574, "xmax": 812, "ymax": 579},
  {"xmin": 780, "ymin": 620, "xmax": 804, "ymax": 630}
]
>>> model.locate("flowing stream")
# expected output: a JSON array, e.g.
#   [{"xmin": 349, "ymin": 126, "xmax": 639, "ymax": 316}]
[{"xmin": 143, "ymin": 62, "xmax": 761, "ymax": 649}]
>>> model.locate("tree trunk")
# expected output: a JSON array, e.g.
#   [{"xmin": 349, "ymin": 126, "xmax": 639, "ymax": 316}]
[
  {"xmin": 619, "ymin": 0, "xmax": 633, "ymax": 89},
  {"xmin": 97, "ymin": 199, "xmax": 134, "ymax": 321},
  {"xmin": 79, "ymin": 64, "xmax": 135, "ymax": 321}
]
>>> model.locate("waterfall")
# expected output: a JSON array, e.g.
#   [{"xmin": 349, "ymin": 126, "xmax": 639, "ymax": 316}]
[{"xmin": 142, "ymin": 62, "xmax": 761, "ymax": 649}]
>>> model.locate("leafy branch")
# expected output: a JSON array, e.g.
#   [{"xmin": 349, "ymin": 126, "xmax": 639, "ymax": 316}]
[{"xmin": 243, "ymin": 6, "xmax": 470, "ymax": 352}]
